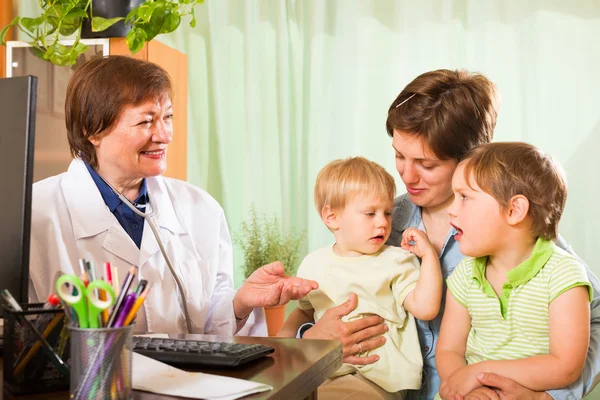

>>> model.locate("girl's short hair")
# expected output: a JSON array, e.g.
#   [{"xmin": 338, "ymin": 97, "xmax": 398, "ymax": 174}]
[{"xmin": 461, "ymin": 142, "xmax": 567, "ymax": 240}]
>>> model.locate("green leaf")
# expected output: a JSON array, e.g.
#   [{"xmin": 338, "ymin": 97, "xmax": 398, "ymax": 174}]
[
  {"xmin": 144, "ymin": 5, "xmax": 167, "ymax": 41},
  {"xmin": 160, "ymin": 11, "xmax": 180, "ymax": 34},
  {"xmin": 28, "ymin": 46, "xmax": 46, "ymax": 59},
  {"xmin": 72, "ymin": 41, "xmax": 88, "ymax": 54},
  {"xmin": 42, "ymin": 43, "xmax": 55, "ymax": 60},
  {"xmin": 125, "ymin": 8, "xmax": 139, "ymax": 23},
  {"xmin": 137, "ymin": 3, "xmax": 158, "ymax": 23},
  {"xmin": 46, "ymin": 15, "xmax": 60, "ymax": 29},
  {"xmin": 91, "ymin": 16, "xmax": 124, "ymax": 32},
  {"xmin": 20, "ymin": 16, "xmax": 45, "ymax": 33},
  {"xmin": 46, "ymin": 43, "xmax": 74, "ymax": 66},
  {"xmin": 189, "ymin": 7, "xmax": 196, "ymax": 28},
  {"xmin": 63, "ymin": 9, "xmax": 88, "ymax": 23},
  {"xmin": 126, "ymin": 28, "xmax": 147, "ymax": 54},
  {"xmin": 0, "ymin": 17, "xmax": 19, "ymax": 45},
  {"xmin": 47, "ymin": 4, "xmax": 65, "ymax": 19},
  {"xmin": 59, "ymin": 21, "xmax": 80, "ymax": 36}
]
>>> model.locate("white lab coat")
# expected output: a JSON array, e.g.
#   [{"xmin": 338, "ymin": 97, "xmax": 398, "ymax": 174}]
[{"xmin": 29, "ymin": 159, "xmax": 267, "ymax": 336}]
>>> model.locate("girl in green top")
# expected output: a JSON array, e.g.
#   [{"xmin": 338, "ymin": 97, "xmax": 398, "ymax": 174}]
[{"xmin": 436, "ymin": 142, "xmax": 592, "ymax": 399}]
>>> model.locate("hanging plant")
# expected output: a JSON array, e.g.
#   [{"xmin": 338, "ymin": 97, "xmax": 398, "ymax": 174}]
[{"xmin": 0, "ymin": 0, "xmax": 204, "ymax": 66}]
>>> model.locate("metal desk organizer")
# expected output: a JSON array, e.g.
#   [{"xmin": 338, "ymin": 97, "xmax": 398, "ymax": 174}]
[{"xmin": 2, "ymin": 304, "xmax": 70, "ymax": 394}]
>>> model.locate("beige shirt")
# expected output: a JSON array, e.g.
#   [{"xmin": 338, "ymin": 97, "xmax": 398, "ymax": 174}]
[{"xmin": 297, "ymin": 245, "xmax": 423, "ymax": 392}]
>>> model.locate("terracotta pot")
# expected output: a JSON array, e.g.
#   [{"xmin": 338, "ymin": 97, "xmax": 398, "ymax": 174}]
[{"xmin": 264, "ymin": 304, "xmax": 286, "ymax": 337}]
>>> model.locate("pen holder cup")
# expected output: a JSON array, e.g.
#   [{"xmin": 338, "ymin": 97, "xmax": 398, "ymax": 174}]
[
  {"xmin": 69, "ymin": 325, "xmax": 134, "ymax": 400},
  {"xmin": 2, "ymin": 304, "xmax": 70, "ymax": 394}
]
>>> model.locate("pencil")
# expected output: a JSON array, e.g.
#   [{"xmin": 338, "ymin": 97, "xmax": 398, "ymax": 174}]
[
  {"xmin": 98, "ymin": 290, "xmax": 109, "ymax": 326},
  {"xmin": 111, "ymin": 265, "xmax": 120, "ymax": 297}
]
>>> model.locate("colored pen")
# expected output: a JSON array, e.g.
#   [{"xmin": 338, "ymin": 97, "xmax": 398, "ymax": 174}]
[
  {"xmin": 86, "ymin": 260, "xmax": 98, "ymax": 295},
  {"xmin": 106, "ymin": 266, "xmax": 136, "ymax": 327},
  {"xmin": 123, "ymin": 284, "xmax": 151, "ymax": 326},
  {"xmin": 78, "ymin": 259, "xmax": 89, "ymax": 287},
  {"xmin": 135, "ymin": 279, "xmax": 148, "ymax": 296},
  {"xmin": 102, "ymin": 262, "xmax": 113, "ymax": 323},
  {"xmin": 78, "ymin": 258, "xmax": 87, "ymax": 276},
  {"xmin": 113, "ymin": 293, "xmax": 137, "ymax": 328},
  {"xmin": 0, "ymin": 290, "xmax": 68, "ymax": 377},
  {"xmin": 86, "ymin": 260, "xmax": 97, "ymax": 282},
  {"xmin": 104, "ymin": 262, "xmax": 113, "ymax": 285}
]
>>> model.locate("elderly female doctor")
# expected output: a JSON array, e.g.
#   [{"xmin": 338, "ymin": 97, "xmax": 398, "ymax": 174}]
[{"xmin": 28, "ymin": 55, "xmax": 317, "ymax": 335}]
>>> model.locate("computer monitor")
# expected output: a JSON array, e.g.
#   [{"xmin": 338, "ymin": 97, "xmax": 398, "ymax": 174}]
[{"xmin": 0, "ymin": 76, "xmax": 37, "ymax": 317}]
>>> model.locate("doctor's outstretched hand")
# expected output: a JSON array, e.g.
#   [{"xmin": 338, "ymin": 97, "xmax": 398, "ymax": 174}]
[{"xmin": 232, "ymin": 261, "xmax": 319, "ymax": 320}]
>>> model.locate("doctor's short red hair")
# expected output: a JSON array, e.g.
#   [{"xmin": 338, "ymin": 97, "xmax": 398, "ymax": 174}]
[{"xmin": 65, "ymin": 55, "xmax": 173, "ymax": 169}]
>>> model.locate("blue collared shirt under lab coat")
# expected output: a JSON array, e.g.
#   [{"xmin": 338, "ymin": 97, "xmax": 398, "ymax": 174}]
[
  {"xmin": 85, "ymin": 163, "xmax": 148, "ymax": 249},
  {"xmin": 388, "ymin": 193, "xmax": 600, "ymax": 400}
]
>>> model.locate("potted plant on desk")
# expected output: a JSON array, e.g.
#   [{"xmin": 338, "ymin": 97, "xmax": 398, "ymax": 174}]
[
  {"xmin": 235, "ymin": 205, "xmax": 305, "ymax": 336},
  {"xmin": 0, "ymin": 0, "xmax": 204, "ymax": 66}
]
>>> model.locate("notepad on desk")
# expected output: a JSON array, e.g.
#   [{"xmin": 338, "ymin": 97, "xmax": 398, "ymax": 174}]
[{"xmin": 132, "ymin": 352, "xmax": 273, "ymax": 400}]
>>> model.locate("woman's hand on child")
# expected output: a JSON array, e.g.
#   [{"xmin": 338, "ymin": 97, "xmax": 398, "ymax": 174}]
[
  {"xmin": 439, "ymin": 365, "xmax": 482, "ymax": 399},
  {"xmin": 401, "ymin": 228, "xmax": 437, "ymax": 259},
  {"xmin": 473, "ymin": 373, "xmax": 553, "ymax": 400},
  {"xmin": 303, "ymin": 293, "xmax": 388, "ymax": 364},
  {"xmin": 462, "ymin": 386, "xmax": 500, "ymax": 400}
]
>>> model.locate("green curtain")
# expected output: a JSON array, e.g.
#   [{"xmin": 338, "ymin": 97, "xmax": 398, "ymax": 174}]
[{"xmin": 157, "ymin": 0, "xmax": 600, "ymax": 291}]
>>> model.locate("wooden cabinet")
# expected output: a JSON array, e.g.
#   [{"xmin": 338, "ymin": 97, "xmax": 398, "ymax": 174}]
[{"xmin": 3, "ymin": 35, "xmax": 188, "ymax": 182}]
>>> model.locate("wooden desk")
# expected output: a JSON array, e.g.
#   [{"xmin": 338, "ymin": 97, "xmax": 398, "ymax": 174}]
[{"xmin": 1, "ymin": 335, "xmax": 342, "ymax": 400}]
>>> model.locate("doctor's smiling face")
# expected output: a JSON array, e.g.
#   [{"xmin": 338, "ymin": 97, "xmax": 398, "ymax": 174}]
[{"xmin": 88, "ymin": 97, "xmax": 174, "ymax": 193}]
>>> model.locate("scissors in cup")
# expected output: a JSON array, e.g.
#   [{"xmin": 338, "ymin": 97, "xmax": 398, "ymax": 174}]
[{"xmin": 56, "ymin": 275, "xmax": 116, "ymax": 328}]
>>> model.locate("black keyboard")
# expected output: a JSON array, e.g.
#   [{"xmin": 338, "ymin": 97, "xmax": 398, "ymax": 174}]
[{"xmin": 132, "ymin": 336, "xmax": 275, "ymax": 367}]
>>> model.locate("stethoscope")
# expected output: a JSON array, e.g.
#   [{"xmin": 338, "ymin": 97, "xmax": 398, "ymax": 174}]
[{"xmin": 106, "ymin": 179, "xmax": 194, "ymax": 334}]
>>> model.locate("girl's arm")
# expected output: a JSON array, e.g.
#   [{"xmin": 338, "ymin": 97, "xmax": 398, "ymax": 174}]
[{"xmin": 436, "ymin": 288, "xmax": 472, "ymax": 383}]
